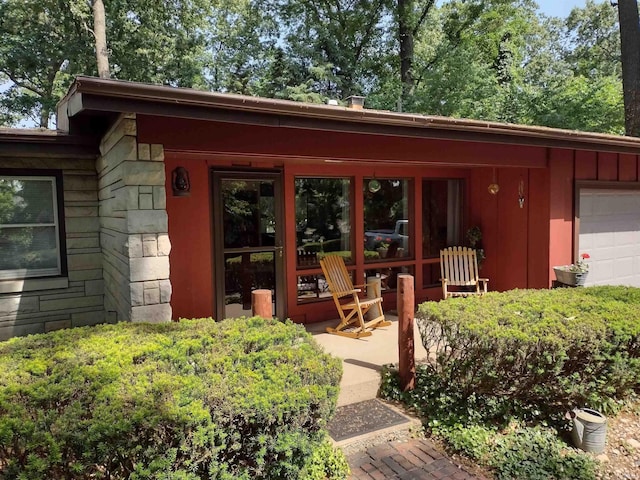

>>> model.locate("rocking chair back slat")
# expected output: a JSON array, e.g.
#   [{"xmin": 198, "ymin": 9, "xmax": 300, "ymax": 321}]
[{"xmin": 440, "ymin": 246, "xmax": 489, "ymax": 299}]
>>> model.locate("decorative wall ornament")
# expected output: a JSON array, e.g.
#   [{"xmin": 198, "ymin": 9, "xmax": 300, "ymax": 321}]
[
  {"xmin": 518, "ymin": 179, "xmax": 525, "ymax": 208},
  {"xmin": 171, "ymin": 166, "xmax": 191, "ymax": 197},
  {"xmin": 488, "ymin": 168, "xmax": 499, "ymax": 195}
]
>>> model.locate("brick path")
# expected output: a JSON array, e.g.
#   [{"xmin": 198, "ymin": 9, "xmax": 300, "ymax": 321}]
[{"xmin": 347, "ymin": 438, "xmax": 487, "ymax": 480}]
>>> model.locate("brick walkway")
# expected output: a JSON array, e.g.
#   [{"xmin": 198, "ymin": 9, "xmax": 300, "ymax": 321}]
[{"xmin": 347, "ymin": 438, "xmax": 487, "ymax": 480}]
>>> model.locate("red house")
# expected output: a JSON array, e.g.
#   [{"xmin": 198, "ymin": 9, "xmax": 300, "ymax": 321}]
[{"xmin": 1, "ymin": 76, "xmax": 640, "ymax": 337}]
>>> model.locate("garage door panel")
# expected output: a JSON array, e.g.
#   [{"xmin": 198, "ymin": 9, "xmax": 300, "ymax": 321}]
[{"xmin": 579, "ymin": 189, "xmax": 640, "ymax": 287}]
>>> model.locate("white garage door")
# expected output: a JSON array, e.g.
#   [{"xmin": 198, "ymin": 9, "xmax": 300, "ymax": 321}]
[{"xmin": 579, "ymin": 188, "xmax": 640, "ymax": 286}]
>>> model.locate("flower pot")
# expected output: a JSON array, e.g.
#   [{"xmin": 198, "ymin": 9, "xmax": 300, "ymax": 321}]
[{"xmin": 553, "ymin": 267, "xmax": 588, "ymax": 286}]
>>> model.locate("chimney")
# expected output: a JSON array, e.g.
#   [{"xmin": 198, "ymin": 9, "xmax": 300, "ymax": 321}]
[{"xmin": 346, "ymin": 95, "xmax": 365, "ymax": 110}]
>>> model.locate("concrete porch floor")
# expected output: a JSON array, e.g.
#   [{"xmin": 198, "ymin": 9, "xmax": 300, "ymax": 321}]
[{"xmin": 306, "ymin": 313, "xmax": 429, "ymax": 406}]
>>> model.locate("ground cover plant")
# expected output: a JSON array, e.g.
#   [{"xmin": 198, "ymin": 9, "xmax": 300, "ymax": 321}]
[
  {"xmin": 0, "ymin": 317, "xmax": 348, "ymax": 480},
  {"xmin": 381, "ymin": 286, "xmax": 640, "ymax": 479}
]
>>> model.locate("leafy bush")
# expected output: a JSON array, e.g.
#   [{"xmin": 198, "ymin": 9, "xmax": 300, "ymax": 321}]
[
  {"xmin": 416, "ymin": 287, "xmax": 640, "ymax": 419},
  {"xmin": 0, "ymin": 317, "xmax": 347, "ymax": 480}
]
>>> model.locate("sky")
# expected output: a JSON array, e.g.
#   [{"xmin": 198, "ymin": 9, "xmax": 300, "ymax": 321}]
[{"xmin": 536, "ymin": 0, "xmax": 589, "ymax": 18}]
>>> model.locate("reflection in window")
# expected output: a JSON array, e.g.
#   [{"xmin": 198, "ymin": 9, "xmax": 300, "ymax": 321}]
[
  {"xmin": 365, "ymin": 266, "xmax": 415, "ymax": 292},
  {"xmin": 0, "ymin": 176, "xmax": 61, "ymax": 279},
  {"xmin": 363, "ymin": 179, "xmax": 410, "ymax": 261},
  {"xmin": 222, "ymin": 180, "xmax": 275, "ymax": 248},
  {"xmin": 422, "ymin": 179, "xmax": 462, "ymax": 257},
  {"xmin": 295, "ymin": 178, "xmax": 351, "ymax": 267}
]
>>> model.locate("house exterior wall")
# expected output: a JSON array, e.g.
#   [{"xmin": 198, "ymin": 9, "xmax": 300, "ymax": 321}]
[
  {"xmin": 549, "ymin": 149, "xmax": 640, "ymax": 283},
  {"xmin": 0, "ymin": 157, "xmax": 104, "ymax": 340},
  {"xmin": 97, "ymin": 114, "xmax": 172, "ymax": 323}
]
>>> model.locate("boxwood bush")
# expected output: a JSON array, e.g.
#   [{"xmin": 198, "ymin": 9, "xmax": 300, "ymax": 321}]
[
  {"xmin": 415, "ymin": 286, "xmax": 640, "ymax": 421},
  {"xmin": 0, "ymin": 317, "xmax": 346, "ymax": 480}
]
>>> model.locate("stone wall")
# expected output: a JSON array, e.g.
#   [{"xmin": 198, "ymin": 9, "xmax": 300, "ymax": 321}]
[
  {"xmin": 0, "ymin": 157, "xmax": 105, "ymax": 340},
  {"xmin": 98, "ymin": 113, "xmax": 172, "ymax": 323}
]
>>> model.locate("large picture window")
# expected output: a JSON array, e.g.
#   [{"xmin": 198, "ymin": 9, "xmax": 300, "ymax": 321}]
[
  {"xmin": 0, "ymin": 175, "xmax": 63, "ymax": 279},
  {"xmin": 295, "ymin": 177, "xmax": 351, "ymax": 265},
  {"xmin": 364, "ymin": 178, "xmax": 410, "ymax": 262},
  {"xmin": 422, "ymin": 179, "xmax": 463, "ymax": 257}
]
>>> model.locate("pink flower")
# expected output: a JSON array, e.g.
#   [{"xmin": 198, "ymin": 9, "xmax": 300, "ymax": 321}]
[{"xmin": 581, "ymin": 253, "xmax": 590, "ymax": 260}]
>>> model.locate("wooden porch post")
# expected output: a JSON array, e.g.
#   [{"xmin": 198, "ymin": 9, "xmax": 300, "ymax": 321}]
[
  {"xmin": 397, "ymin": 274, "xmax": 415, "ymax": 391},
  {"xmin": 252, "ymin": 289, "xmax": 273, "ymax": 319}
]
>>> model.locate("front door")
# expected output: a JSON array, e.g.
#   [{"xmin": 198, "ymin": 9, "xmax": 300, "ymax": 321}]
[{"xmin": 212, "ymin": 171, "xmax": 285, "ymax": 320}]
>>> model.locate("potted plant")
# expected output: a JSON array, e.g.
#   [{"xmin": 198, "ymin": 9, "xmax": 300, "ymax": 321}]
[{"xmin": 554, "ymin": 253, "xmax": 590, "ymax": 286}]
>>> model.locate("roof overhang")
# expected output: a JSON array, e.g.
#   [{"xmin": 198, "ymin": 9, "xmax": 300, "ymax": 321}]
[
  {"xmin": 0, "ymin": 128, "xmax": 98, "ymax": 158},
  {"xmin": 57, "ymin": 76, "xmax": 640, "ymax": 155}
]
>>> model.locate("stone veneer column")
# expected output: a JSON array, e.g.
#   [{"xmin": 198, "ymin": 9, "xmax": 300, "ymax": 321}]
[{"xmin": 98, "ymin": 113, "xmax": 172, "ymax": 323}]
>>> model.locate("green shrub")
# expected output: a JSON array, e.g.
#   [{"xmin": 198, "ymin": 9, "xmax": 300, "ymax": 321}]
[
  {"xmin": 416, "ymin": 287, "xmax": 640, "ymax": 419},
  {"xmin": 0, "ymin": 317, "xmax": 346, "ymax": 480}
]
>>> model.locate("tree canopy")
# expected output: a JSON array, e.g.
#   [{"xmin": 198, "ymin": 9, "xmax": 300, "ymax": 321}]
[{"xmin": 0, "ymin": 0, "xmax": 627, "ymax": 135}]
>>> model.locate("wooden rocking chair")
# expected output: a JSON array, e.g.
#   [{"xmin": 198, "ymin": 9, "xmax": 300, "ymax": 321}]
[
  {"xmin": 319, "ymin": 255, "xmax": 391, "ymax": 338},
  {"xmin": 440, "ymin": 246, "xmax": 489, "ymax": 299}
]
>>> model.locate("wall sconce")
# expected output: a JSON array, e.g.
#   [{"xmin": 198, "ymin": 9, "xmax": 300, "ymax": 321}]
[
  {"xmin": 171, "ymin": 166, "xmax": 191, "ymax": 197},
  {"xmin": 488, "ymin": 168, "xmax": 499, "ymax": 195},
  {"xmin": 518, "ymin": 179, "xmax": 525, "ymax": 208}
]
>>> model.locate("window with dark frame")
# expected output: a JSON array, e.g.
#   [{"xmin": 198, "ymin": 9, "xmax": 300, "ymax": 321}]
[{"xmin": 0, "ymin": 173, "xmax": 65, "ymax": 280}]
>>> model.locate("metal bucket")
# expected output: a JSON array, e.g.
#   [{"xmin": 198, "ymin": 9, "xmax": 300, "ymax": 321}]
[{"xmin": 570, "ymin": 408, "xmax": 607, "ymax": 453}]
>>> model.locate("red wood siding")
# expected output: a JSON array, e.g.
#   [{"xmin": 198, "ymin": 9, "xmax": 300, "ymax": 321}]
[
  {"xmin": 164, "ymin": 156, "xmax": 214, "ymax": 319},
  {"xmin": 138, "ymin": 115, "xmax": 640, "ymax": 323}
]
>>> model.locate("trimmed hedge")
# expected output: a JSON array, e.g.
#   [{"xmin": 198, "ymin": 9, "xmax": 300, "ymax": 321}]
[
  {"xmin": 0, "ymin": 317, "xmax": 345, "ymax": 480},
  {"xmin": 416, "ymin": 286, "xmax": 640, "ymax": 419}
]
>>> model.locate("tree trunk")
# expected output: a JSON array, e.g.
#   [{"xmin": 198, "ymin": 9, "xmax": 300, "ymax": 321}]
[
  {"xmin": 92, "ymin": 0, "xmax": 110, "ymax": 79},
  {"xmin": 617, "ymin": 0, "xmax": 640, "ymax": 136},
  {"xmin": 398, "ymin": 0, "xmax": 414, "ymax": 105}
]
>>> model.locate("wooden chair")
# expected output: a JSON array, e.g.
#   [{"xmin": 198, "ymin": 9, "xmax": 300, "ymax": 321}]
[
  {"xmin": 319, "ymin": 255, "xmax": 391, "ymax": 338},
  {"xmin": 440, "ymin": 246, "xmax": 489, "ymax": 299}
]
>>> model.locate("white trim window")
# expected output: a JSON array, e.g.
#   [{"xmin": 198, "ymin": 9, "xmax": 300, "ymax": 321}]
[{"xmin": 0, "ymin": 175, "xmax": 62, "ymax": 279}]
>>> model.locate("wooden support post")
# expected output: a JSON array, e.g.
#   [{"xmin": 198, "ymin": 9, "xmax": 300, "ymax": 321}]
[
  {"xmin": 252, "ymin": 289, "xmax": 273, "ymax": 319},
  {"xmin": 397, "ymin": 274, "xmax": 415, "ymax": 391}
]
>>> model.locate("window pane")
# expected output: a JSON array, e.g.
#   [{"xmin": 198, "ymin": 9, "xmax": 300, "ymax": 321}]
[
  {"xmin": 221, "ymin": 180, "xmax": 275, "ymax": 248},
  {"xmin": 295, "ymin": 178, "xmax": 351, "ymax": 266},
  {"xmin": 365, "ymin": 265, "xmax": 415, "ymax": 292},
  {"xmin": 422, "ymin": 179, "xmax": 462, "ymax": 257},
  {"xmin": 364, "ymin": 179, "xmax": 410, "ymax": 262},
  {"xmin": 0, "ymin": 226, "xmax": 58, "ymax": 271},
  {"xmin": 0, "ymin": 178, "xmax": 54, "ymax": 224}
]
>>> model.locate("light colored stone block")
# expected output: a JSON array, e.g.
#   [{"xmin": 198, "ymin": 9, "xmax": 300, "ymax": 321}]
[
  {"xmin": 112, "ymin": 186, "xmax": 139, "ymax": 211},
  {"xmin": 144, "ymin": 280, "xmax": 159, "ymax": 289},
  {"xmin": 157, "ymin": 234, "xmax": 171, "ymax": 256},
  {"xmin": 100, "ymin": 116, "xmax": 137, "ymax": 156},
  {"xmin": 130, "ymin": 257, "xmax": 170, "ymax": 282},
  {"xmin": 85, "ymin": 279, "xmax": 104, "ymax": 296},
  {"xmin": 98, "ymin": 134, "xmax": 137, "ymax": 172},
  {"xmin": 131, "ymin": 282, "xmax": 144, "ymax": 307},
  {"xmin": 68, "ymin": 269, "xmax": 103, "ymax": 282},
  {"xmin": 127, "ymin": 210, "xmax": 168, "ymax": 234},
  {"xmin": 126, "ymin": 235, "xmax": 143, "ymax": 258},
  {"xmin": 40, "ymin": 295, "xmax": 103, "ymax": 312},
  {"xmin": 68, "ymin": 253, "xmax": 103, "ymax": 271},
  {"xmin": 139, "ymin": 186, "xmax": 153, "ymax": 194},
  {"xmin": 153, "ymin": 186, "xmax": 166, "ymax": 210},
  {"xmin": 150, "ymin": 144, "xmax": 165, "ymax": 161},
  {"xmin": 122, "ymin": 161, "xmax": 165, "ymax": 186},
  {"xmin": 0, "ymin": 277, "xmax": 69, "ymax": 294},
  {"xmin": 71, "ymin": 311, "xmax": 106, "ymax": 327},
  {"xmin": 130, "ymin": 303, "xmax": 172, "ymax": 323},
  {"xmin": 64, "ymin": 190, "xmax": 98, "ymax": 202},
  {"xmin": 0, "ymin": 296, "xmax": 39, "ymax": 316},
  {"xmin": 159, "ymin": 280, "xmax": 172, "ymax": 303},
  {"xmin": 0, "ymin": 323, "xmax": 44, "ymax": 341},
  {"xmin": 63, "ymin": 175, "xmax": 98, "ymax": 191},
  {"xmin": 143, "ymin": 238, "xmax": 158, "ymax": 257},
  {"xmin": 66, "ymin": 217, "xmax": 100, "ymax": 234},
  {"xmin": 139, "ymin": 193, "xmax": 153, "ymax": 210},
  {"xmin": 65, "ymin": 206, "xmax": 98, "ymax": 218},
  {"xmin": 137, "ymin": 143, "xmax": 151, "ymax": 160},
  {"xmin": 144, "ymin": 288, "xmax": 160, "ymax": 305},
  {"xmin": 66, "ymin": 236, "xmax": 100, "ymax": 249},
  {"xmin": 45, "ymin": 320, "xmax": 71, "ymax": 333}
]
